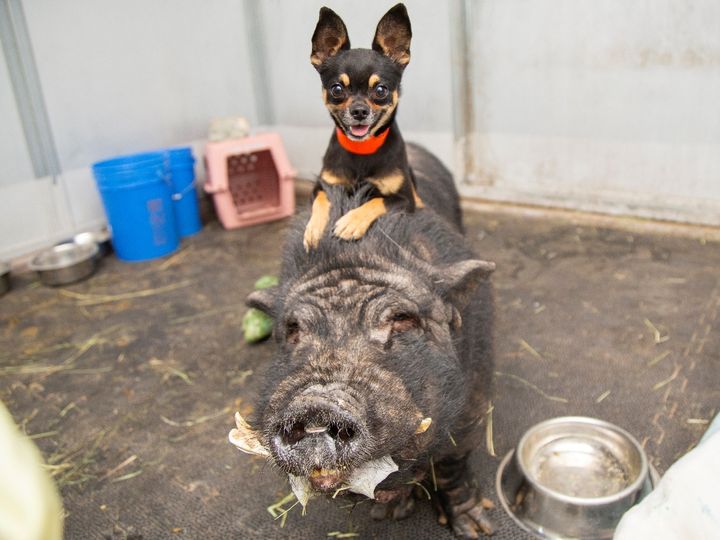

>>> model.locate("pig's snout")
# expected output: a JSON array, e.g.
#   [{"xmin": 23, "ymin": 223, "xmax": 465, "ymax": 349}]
[
  {"xmin": 269, "ymin": 388, "xmax": 368, "ymax": 486},
  {"xmin": 274, "ymin": 399, "xmax": 362, "ymax": 452},
  {"xmin": 278, "ymin": 416, "xmax": 358, "ymax": 447}
]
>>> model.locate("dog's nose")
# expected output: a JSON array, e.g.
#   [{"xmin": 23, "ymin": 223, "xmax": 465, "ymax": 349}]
[{"xmin": 350, "ymin": 104, "xmax": 370, "ymax": 121}]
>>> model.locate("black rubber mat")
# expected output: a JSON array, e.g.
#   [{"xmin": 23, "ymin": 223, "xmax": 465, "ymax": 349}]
[{"xmin": 1, "ymin": 201, "xmax": 718, "ymax": 539}]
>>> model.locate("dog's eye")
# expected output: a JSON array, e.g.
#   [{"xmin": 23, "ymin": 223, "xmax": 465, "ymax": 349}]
[
  {"xmin": 374, "ymin": 84, "xmax": 389, "ymax": 100},
  {"xmin": 330, "ymin": 83, "xmax": 345, "ymax": 99}
]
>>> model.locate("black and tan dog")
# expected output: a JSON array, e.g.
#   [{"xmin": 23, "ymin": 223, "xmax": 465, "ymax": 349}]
[{"xmin": 304, "ymin": 3, "xmax": 423, "ymax": 251}]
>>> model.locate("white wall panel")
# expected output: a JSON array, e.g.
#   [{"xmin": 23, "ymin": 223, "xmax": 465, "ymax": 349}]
[
  {"xmin": 3, "ymin": 0, "xmax": 720, "ymax": 260},
  {"xmin": 464, "ymin": 0, "xmax": 720, "ymax": 224},
  {"xmin": 0, "ymin": 47, "xmax": 35, "ymax": 187},
  {"xmin": 23, "ymin": 0, "xmax": 258, "ymax": 171}
]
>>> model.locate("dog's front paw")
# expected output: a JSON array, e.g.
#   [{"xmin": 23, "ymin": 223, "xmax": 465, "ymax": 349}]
[
  {"xmin": 333, "ymin": 198, "xmax": 386, "ymax": 241},
  {"xmin": 444, "ymin": 492, "xmax": 495, "ymax": 539},
  {"xmin": 333, "ymin": 209, "xmax": 371, "ymax": 240},
  {"xmin": 304, "ymin": 191, "xmax": 331, "ymax": 251},
  {"xmin": 304, "ymin": 219, "xmax": 325, "ymax": 251}
]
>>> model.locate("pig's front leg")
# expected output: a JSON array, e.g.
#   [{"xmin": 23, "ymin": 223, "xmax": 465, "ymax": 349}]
[
  {"xmin": 370, "ymin": 484, "xmax": 416, "ymax": 521},
  {"xmin": 434, "ymin": 454, "xmax": 495, "ymax": 539}
]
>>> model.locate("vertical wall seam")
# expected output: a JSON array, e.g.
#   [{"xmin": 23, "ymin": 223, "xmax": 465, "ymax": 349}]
[
  {"xmin": 243, "ymin": 0, "xmax": 275, "ymax": 126},
  {"xmin": 0, "ymin": 0, "xmax": 61, "ymax": 179},
  {"xmin": 449, "ymin": 0, "xmax": 477, "ymax": 185}
]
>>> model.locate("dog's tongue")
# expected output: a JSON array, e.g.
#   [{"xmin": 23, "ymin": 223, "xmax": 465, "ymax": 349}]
[{"xmin": 350, "ymin": 125, "xmax": 369, "ymax": 137}]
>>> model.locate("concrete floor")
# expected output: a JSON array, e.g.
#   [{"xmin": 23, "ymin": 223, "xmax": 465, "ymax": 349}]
[{"xmin": 1, "ymin": 197, "xmax": 719, "ymax": 539}]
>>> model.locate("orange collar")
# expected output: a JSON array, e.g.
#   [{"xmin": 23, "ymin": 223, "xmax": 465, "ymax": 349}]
[{"xmin": 335, "ymin": 127, "xmax": 389, "ymax": 155}]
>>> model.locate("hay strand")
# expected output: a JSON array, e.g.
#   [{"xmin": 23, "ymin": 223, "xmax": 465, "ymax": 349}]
[
  {"xmin": 59, "ymin": 280, "xmax": 192, "ymax": 306},
  {"xmin": 486, "ymin": 403, "xmax": 496, "ymax": 457},
  {"xmin": 495, "ymin": 371, "xmax": 569, "ymax": 403}
]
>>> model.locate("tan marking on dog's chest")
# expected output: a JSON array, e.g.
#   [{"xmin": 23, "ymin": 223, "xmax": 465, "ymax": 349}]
[
  {"xmin": 369, "ymin": 171, "xmax": 405, "ymax": 195},
  {"xmin": 321, "ymin": 169, "xmax": 351, "ymax": 187}
]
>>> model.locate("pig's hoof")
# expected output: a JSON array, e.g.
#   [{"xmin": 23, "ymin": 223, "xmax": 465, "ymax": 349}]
[
  {"xmin": 369, "ymin": 489, "xmax": 416, "ymax": 521},
  {"xmin": 447, "ymin": 497, "xmax": 495, "ymax": 539},
  {"xmin": 370, "ymin": 501, "xmax": 390, "ymax": 520},
  {"xmin": 392, "ymin": 494, "xmax": 416, "ymax": 520}
]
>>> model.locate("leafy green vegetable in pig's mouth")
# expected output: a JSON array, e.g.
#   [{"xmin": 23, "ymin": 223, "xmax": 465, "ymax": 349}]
[
  {"xmin": 288, "ymin": 456, "xmax": 399, "ymax": 506},
  {"xmin": 228, "ymin": 412, "xmax": 399, "ymax": 507}
]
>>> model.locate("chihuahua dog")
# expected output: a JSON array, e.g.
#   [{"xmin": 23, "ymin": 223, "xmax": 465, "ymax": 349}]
[{"xmin": 304, "ymin": 3, "xmax": 423, "ymax": 251}]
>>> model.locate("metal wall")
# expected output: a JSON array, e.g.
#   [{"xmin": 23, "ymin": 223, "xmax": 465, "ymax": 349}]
[
  {"xmin": 1, "ymin": 0, "xmax": 719, "ymax": 259},
  {"xmin": 461, "ymin": 0, "xmax": 720, "ymax": 224}
]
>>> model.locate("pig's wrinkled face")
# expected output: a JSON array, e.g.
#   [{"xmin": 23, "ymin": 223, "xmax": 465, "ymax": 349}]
[{"xmin": 258, "ymin": 264, "xmax": 465, "ymax": 493}]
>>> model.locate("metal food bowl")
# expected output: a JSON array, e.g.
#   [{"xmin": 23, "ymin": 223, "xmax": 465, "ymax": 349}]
[
  {"xmin": 496, "ymin": 416, "xmax": 656, "ymax": 539},
  {"xmin": 72, "ymin": 229, "xmax": 112, "ymax": 257},
  {"xmin": 29, "ymin": 242, "xmax": 99, "ymax": 286}
]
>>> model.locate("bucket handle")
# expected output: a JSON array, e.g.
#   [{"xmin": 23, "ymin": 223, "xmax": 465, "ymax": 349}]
[{"xmin": 172, "ymin": 179, "xmax": 197, "ymax": 201}]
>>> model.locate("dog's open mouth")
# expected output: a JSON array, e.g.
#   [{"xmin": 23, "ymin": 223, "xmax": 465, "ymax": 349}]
[{"xmin": 349, "ymin": 124, "xmax": 370, "ymax": 138}]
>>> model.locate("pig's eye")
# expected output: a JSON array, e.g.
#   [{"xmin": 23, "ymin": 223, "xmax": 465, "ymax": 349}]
[
  {"xmin": 389, "ymin": 312, "xmax": 420, "ymax": 335},
  {"xmin": 285, "ymin": 320, "xmax": 300, "ymax": 345}
]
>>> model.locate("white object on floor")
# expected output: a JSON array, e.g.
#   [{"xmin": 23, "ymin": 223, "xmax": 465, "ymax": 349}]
[
  {"xmin": 614, "ymin": 424, "xmax": 720, "ymax": 540},
  {"xmin": 0, "ymin": 401, "xmax": 64, "ymax": 540}
]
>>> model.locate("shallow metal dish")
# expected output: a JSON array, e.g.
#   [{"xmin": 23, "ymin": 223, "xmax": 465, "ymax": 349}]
[
  {"xmin": 29, "ymin": 242, "xmax": 99, "ymax": 286},
  {"xmin": 0, "ymin": 261, "xmax": 10, "ymax": 296},
  {"xmin": 73, "ymin": 229, "xmax": 112, "ymax": 257},
  {"xmin": 496, "ymin": 416, "xmax": 657, "ymax": 539}
]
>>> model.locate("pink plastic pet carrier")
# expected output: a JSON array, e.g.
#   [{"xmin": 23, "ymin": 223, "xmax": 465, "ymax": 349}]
[{"xmin": 204, "ymin": 133, "xmax": 295, "ymax": 229}]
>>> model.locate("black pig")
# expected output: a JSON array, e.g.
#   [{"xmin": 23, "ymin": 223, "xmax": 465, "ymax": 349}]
[{"xmin": 243, "ymin": 144, "xmax": 496, "ymax": 538}]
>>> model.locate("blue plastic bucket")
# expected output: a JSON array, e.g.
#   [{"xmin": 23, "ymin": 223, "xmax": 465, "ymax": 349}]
[
  {"xmin": 92, "ymin": 154, "xmax": 179, "ymax": 262},
  {"xmin": 93, "ymin": 152, "xmax": 166, "ymax": 184},
  {"xmin": 166, "ymin": 147, "xmax": 202, "ymax": 237}
]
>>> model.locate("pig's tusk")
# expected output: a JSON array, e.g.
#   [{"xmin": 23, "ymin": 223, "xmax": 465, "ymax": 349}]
[
  {"xmin": 228, "ymin": 411, "xmax": 270, "ymax": 457},
  {"xmin": 415, "ymin": 417, "xmax": 432, "ymax": 434}
]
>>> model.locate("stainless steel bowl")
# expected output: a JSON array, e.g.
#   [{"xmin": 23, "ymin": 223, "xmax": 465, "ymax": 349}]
[
  {"xmin": 72, "ymin": 229, "xmax": 112, "ymax": 257},
  {"xmin": 0, "ymin": 261, "xmax": 10, "ymax": 296},
  {"xmin": 29, "ymin": 242, "xmax": 99, "ymax": 286},
  {"xmin": 496, "ymin": 416, "xmax": 656, "ymax": 539}
]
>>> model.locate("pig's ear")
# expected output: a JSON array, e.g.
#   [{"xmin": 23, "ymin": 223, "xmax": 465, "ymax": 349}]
[
  {"xmin": 246, "ymin": 287, "xmax": 280, "ymax": 318},
  {"xmin": 434, "ymin": 259, "xmax": 495, "ymax": 308}
]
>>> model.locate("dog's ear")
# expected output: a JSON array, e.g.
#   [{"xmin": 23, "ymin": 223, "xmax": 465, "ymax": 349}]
[
  {"xmin": 311, "ymin": 7, "xmax": 350, "ymax": 69},
  {"xmin": 372, "ymin": 3, "xmax": 411, "ymax": 68}
]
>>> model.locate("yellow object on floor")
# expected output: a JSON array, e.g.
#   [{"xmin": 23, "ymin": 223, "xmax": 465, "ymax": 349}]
[{"xmin": 0, "ymin": 401, "xmax": 63, "ymax": 540}]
